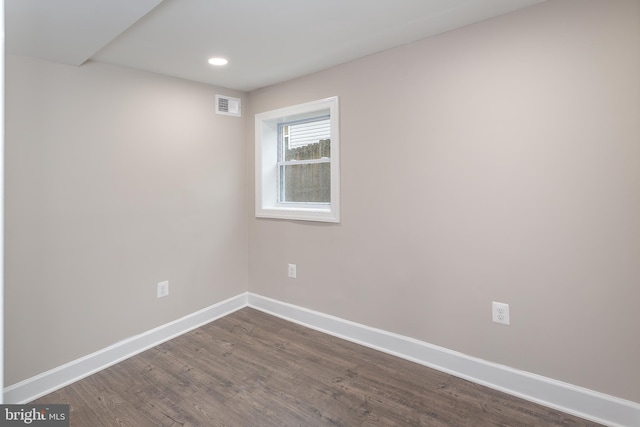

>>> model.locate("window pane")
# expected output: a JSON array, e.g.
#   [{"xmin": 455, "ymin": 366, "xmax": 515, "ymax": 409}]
[
  {"xmin": 280, "ymin": 162, "xmax": 330, "ymax": 203},
  {"xmin": 285, "ymin": 138, "xmax": 330, "ymax": 161},
  {"xmin": 281, "ymin": 118, "xmax": 331, "ymax": 161},
  {"xmin": 288, "ymin": 119, "xmax": 330, "ymax": 147}
]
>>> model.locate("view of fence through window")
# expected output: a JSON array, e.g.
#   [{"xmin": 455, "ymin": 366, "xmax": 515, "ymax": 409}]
[{"xmin": 278, "ymin": 117, "xmax": 331, "ymax": 203}]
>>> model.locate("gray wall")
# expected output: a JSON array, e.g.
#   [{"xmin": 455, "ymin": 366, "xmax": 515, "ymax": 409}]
[
  {"xmin": 5, "ymin": 56, "xmax": 248, "ymax": 385},
  {"xmin": 248, "ymin": 0, "xmax": 640, "ymax": 403}
]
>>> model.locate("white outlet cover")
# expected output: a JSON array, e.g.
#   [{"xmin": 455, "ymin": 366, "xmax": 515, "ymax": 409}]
[
  {"xmin": 157, "ymin": 280, "xmax": 169, "ymax": 298},
  {"xmin": 288, "ymin": 264, "xmax": 297, "ymax": 279},
  {"xmin": 492, "ymin": 301, "xmax": 510, "ymax": 325}
]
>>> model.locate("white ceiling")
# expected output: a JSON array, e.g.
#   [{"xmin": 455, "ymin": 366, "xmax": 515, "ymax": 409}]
[{"xmin": 6, "ymin": 0, "xmax": 547, "ymax": 92}]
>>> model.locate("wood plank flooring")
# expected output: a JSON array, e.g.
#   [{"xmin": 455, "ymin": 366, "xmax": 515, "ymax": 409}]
[{"xmin": 33, "ymin": 308, "xmax": 604, "ymax": 426}]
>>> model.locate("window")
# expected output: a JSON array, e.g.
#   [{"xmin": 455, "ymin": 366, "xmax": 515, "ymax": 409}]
[
  {"xmin": 255, "ymin": 97, "xmax": 340, "ymax": 222},
  {"xmin": 278, "ymin": 116, "xmax": 330, "ymax": 204}
]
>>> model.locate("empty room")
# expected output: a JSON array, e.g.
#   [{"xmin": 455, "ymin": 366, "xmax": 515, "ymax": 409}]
[{"xmin": 3, "ymin": 0, "xmax": 639, "ymax": 426}]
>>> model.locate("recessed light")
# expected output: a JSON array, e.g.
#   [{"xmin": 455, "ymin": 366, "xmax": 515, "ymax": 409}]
[{"xmin": 208, "ymin": 57, "xmax": 228, "ymax": 66}]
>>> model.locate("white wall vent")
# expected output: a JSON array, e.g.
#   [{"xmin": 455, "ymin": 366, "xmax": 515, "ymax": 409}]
[{"xmin": 216, "ymin": 94, "xmax": 241, "ymax": 117}]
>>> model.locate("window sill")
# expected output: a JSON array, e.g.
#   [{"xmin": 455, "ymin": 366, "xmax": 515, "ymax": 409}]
[{"xmin": 256, "ymin": 205, "xmax": 339, "ymax": 223}]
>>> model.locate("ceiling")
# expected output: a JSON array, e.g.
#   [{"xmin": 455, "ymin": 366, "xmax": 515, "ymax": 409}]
[{"xmin": 6, "ymin": 0, "xmax": 547, "ymax": 92}]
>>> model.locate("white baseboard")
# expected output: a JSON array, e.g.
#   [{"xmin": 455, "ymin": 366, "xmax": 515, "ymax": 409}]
[
  {"xmin": 247, "ymin": 293, "xmax": 640, "ymax": 427},
  {"xmin": 5, "ymin": 291, "xmax": 639, "ymax": 427},
  {"xmin": 4, "ymin": 292, "xmax": 248, "ymax": 404}
]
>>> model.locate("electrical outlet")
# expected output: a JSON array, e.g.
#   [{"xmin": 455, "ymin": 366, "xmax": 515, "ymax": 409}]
[
  {"xmin": 288, "ymin": 264, "xmax": 297, "ymax": 279},
  {"xmin": 157, "ymin": 281, "xmax": 169, "ymax": 298},
  {"xmin": 492, "ymin": 301, "xmax": 510, "ymax": 325}
]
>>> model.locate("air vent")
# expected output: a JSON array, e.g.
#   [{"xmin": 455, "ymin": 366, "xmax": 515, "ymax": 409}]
[{"xmin": 216, "ymin": 94, "xmax": 241, "ymax": 117}]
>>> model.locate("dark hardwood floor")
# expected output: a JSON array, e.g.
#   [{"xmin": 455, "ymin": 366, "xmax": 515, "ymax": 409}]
[{"xmin": 33, "ymin": 308, "xmax": 603, "ymax": 426}]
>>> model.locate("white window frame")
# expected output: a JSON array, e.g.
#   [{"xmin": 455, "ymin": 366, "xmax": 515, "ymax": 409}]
[{"xmin": 255, "ymin": 97, "xmax": 340, "ymax": 223}]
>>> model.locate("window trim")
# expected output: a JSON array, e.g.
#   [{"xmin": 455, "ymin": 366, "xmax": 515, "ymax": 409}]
[{"xmin": 255, "ymin": 97, "xmax": 340, "ymax": 223}]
